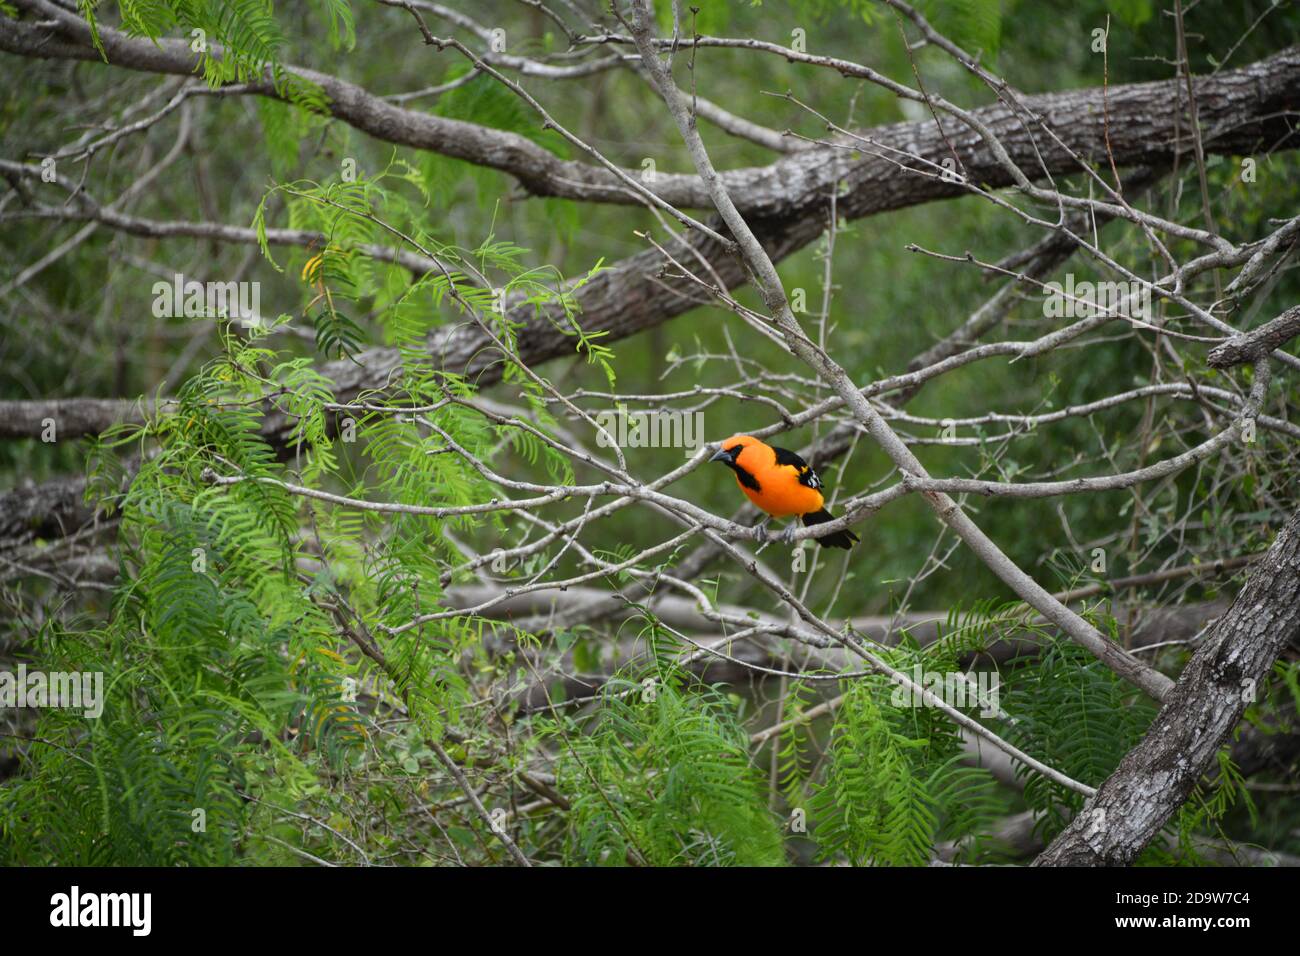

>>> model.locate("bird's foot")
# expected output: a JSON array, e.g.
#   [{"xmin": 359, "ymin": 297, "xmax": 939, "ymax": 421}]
[
  {"xmin": 779, "ymin": 523, "xmax": 799, "ymax": 545},
  {"xmin": 752, "ymin": 518, "xmax": 770, "ymax": 543}
]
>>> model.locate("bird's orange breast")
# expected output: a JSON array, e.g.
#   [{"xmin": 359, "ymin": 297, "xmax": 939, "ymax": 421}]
[
  {"xmin": 732, "ymin": 443, "xmax": 825, "ymax": 518},
  {"xmin": 738, "ymin": 474, "xmax": 824, "ymax": 517}
]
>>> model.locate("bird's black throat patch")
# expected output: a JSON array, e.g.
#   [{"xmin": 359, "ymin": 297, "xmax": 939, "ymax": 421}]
[
  {"xmin": 723, "ymin": 444, "xmax": 762, "ymax": 491},
  {"xmin": 727, "ymin": 461, "xmax": 761, "ymax": 491}
]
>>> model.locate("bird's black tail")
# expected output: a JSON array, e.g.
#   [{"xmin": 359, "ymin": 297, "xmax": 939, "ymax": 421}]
[{"xmin": 802, "ymin": 509, "xmax": 859, "ymax": 549}]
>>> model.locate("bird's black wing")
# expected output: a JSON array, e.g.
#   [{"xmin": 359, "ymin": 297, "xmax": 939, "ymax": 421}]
[{"xmin": 771, "ymin": 446, "xmax": 822, "ymax": 489}]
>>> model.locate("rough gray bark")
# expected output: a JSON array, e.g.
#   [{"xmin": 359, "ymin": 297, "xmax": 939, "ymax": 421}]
[
  {"xmin": 1033, "ymin": 505, "xmax": 1300, "ymax": 866},
  {"xmin": 1207, "ymin": 305, "xmax": 1300, "ymax": 369},
  {"xmin": 4, "ymin": 7, "xmax": 1297, "ymax": 215}
]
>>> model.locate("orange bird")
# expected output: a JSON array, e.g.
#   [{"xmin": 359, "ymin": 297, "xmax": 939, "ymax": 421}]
[{"xmin": 709, "ymin": 435, "xmax": 858, "ymax": 549}]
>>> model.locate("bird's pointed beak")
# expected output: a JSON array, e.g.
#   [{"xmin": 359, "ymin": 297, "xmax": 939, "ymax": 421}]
[{"xmin": 709, "ymin": 444, "xmax": 733, "ymax": 464}]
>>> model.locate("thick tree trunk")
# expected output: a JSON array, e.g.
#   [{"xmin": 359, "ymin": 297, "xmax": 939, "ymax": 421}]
[{"xmin": 1033, "ymin": 506, "xmax": 1300, "ymax": 866}]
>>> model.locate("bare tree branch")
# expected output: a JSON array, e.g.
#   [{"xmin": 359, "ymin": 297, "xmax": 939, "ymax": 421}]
[{"xmin": 1207, "ymin": 304, "xmax": 1300, "ymax": 368}]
